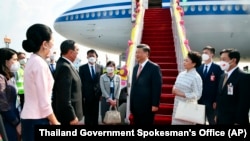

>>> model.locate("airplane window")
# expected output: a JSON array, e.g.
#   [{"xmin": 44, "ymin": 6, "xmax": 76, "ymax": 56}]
[
  {"xmin": 235, "ymin": 5, "xmax": 240, "ymax": 11},
  {"xmin": 212, "ymin": 5, "xmax": 218, "ymax": 11},
  {"xmin": 103, "ymin": 11, "xmax": 107, "ymax": 16},
  {"xmin": 91, "ymin": 12, "xmax": 95, "ymax": 17},
  {"xmin": 86, "ymin": 13, "xmax": 89, "ymax": 18},
  {"xmin": 122, "ymin": 9, "xmax": 126, "ymax": 15},
  {"xmin": 227, "ymin": 5, "xmax": 232, "ymax": 11},
  {"xmin": 128, "ymin": 9, "xmax": 131, "ymax": 14},
  {"xmin": 205, "ymin": 5, "xmax": 210, "ymax": 11},
  {"xmin": 97, "ymin": 12, "xmax": 101, "ymax": 17},
  {"xmin": 220, "ymin": 5, "xmax": 225, "ymax": 11},
  {"xmin": 183, "ymin": 6, "xmax": 188, "ymax": 12},
  {"xmin": 109, "ymin": 10, "xmax": 113, "ymax": 16},
  {"xmin": 190, "ymin": 5, "xmax": 195, "ymax": 12},
  {"xmin": 115, "ymin": 10, "xmax": 119, "ymax": 15},
  {"xmin": 81, "ymin": 14, "xmax": 84, "ymax": 19},
  {"xmin": 242, "ymin": 5, "xmax": 248, "ymax": 11},
  {"xmin": 198, "ymin": 5, "xmax": 203, "ymax": 12}
]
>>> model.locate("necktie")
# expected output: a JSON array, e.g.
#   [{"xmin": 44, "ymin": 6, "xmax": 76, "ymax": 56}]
[
  {"xmin": 222, "ymin": 73, "xmax": 228, "ymax": 88},
  {"xmin": 50, "ymin": 64, "xmax": 55, "ymax": 72},
  {"xmin": 91, "ymin": 66, "xmax": 96, "ymax": 79},
  {"xmin": 136, "ymin": 64, "xmax": 142, "ymax": 78},
  {"xmin": 203, "ymin": 65, "xmax": 208, "ymax": 77}
]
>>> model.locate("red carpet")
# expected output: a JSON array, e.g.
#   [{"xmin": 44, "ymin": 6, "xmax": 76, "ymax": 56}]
[{"xmin": 130, "ymin": 8, "xmax": 177, "ymax": 125}]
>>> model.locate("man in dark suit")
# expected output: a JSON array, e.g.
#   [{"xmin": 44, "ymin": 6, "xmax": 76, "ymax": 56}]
[
  {"xmin": 216, "ymin": 48, "xmax": 250, "ymax": 125},
  {"xmin": 52, "ymin": 40, "xmax": 83, "ymax": 125},
  {"xmin": 130, "ymin": 44, "xmax": 163, "ymax": 125},
  {"xmin": 79, "ymin": 49, "xmax": 103, "ymax": 125},
  {"xmin": 197, "ymin": 46, "xmax": 223, "ymax": 125}
]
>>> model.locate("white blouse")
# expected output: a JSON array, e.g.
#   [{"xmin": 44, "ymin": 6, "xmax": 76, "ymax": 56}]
[
  {"xmin": 174, "ymin": 68, "xmax": 202, "ymax": 101},
  {"xmin": 171, "ymin": 68, "xmax": 203, "ymax": 125}
]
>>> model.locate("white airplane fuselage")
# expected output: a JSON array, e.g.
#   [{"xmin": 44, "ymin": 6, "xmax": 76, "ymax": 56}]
[
  {"xmin": 54, "ymin": 0, "xmax": 250, "ymax": 58},
  {"xmin": 54, "ymin": 0, "xmax": 132, "ymax": 55}
]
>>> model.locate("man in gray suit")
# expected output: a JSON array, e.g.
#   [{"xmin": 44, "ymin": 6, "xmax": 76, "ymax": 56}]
[
  {"xmin": 130, "ymin": 44, "xmax": 163, "ymax": 125},
  {"xmin": 52, "ymin": 40, "xmax": 83, "ymax": 125}
]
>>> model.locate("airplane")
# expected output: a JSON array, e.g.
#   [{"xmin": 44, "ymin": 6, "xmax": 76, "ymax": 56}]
[
  {"xmin": 53, "ymin": 0, "xmax": 134, "ymax": 57},
  {"xmin": 182, "ymin": 0, "xmax": 250, "ymax": 59},
  {"xmin": 53, "ymin": 0, "xmax": 250, "ymax": 125},
  {"xmin": 54, "ymin": 0, "xmax": 250, "ymax": 60}
]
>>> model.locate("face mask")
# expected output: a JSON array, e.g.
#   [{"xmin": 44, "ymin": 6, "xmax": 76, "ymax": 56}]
[
  {"xmin": 219, "ymin": 61, "xmax": 230, "ymax": 71},
  {"xmin": 50, "ymin": 55, "xmax": 55, "ymax": 61},
  {"xmin": 106, "ymin": 67, "xmax": 114, "ymax": 73},
  {"xmin": 10, "ymin": 62, "xmax": 20, "ymax": 72},
  {"xmin": 46, "ymin": 58, "xmax": 50, "ymax": 64},
  {"xmin": 19, "ymin": 59, "xmax": 26, "ymax": 65},
  {"xmin": 88, "ymin": 57, "xmax": 96, "ymax": 63},
  {"xmin": 202, "ymin": 54, "xmax": 209, "ymax": 61}
]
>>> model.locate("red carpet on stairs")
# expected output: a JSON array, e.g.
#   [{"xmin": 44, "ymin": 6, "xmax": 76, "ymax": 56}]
[{"xmin": 129, "ymin": 8, "xmax": 177, "ymax": 125}]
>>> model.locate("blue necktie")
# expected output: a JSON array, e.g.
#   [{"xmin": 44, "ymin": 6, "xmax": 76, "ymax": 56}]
[
  {"xmin": 91, "ymin": 66, "xmax": 96, "ymax": 79},
  {"xmin": 50, "ymin": 64, "xmax": 55, "ymax": 72},
  {"xmin": 203, "ymin": 65, "xmax": 208, "ymax": 77}
]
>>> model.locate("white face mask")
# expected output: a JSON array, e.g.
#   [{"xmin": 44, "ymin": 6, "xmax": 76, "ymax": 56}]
[
  {"xmin": 10, "ymin": 62, "xmax": 20, "ymax": 72},
  {"xmin": 219, "ymin": 61, "xmax": 230, "ymax": 71},
  {"xmin": 106, "ymin": 67, "xmax": 114, "ymax": 73},
  {"xmin": 88, "ymin": 57, "xmax": 96, "ymax": 64},
  {"xmin": 50, "ymin": 55, "xmax": 55, "ymax": 61},
  {"xmin": 202, "ymin": 54, "xmax": 209, "ymax": 61},
  {"xmin": 19, "ymin": 59, "xmax": 26, "ymax": 65},
  {"xmin": 46, "ymin": 58, "xmax": 50, "ymax": 64}
]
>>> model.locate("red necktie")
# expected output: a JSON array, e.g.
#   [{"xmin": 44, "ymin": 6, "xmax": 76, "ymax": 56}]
[{"xmin": 136, "ymin": 64, "xmax": 142, "ymax": 78}]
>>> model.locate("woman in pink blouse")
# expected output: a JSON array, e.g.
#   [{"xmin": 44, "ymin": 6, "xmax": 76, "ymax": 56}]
[{"xmin": 21, "ymin": 23, "xmax": 60, "ymax": 141}]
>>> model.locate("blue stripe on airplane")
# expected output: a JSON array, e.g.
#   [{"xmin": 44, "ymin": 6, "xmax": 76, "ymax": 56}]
[
  {"xmin": 55, "ymin": 9, "xmax": 131, "ymax": 22},
  {"xmin": 184, "ymin": 5, "xmax": 250, "ymax": 15},
  {"xmin": 63, "ymin": 2, "xmax": 131, "ymax": 14},
  {"xmin": 55, "ymin": 1, "xmax": 250, "ymax": 23}
]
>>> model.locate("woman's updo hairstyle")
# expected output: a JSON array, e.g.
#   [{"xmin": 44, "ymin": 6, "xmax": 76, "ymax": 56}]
[{"xmin": 22, "ymin": 23, "xmax": 52, "ymax": 53}]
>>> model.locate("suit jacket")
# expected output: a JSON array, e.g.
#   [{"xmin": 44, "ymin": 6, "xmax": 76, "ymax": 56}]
[
  {"xmin": 216, "ymin": 67, "xmax": 250, "ymax": 124},
  {"xmin": 197, "ymin": 62, "xmax": 223, "ymax": 105},
  {"xmin": 52, "ymin": 57, "xmax": 83, "ymax": 124},
  {"xmin": 130, "ymin": 60, "xmax": 163, "ymax": 115},
  {"xmin": 78, "ymin": 63, "xmax": 103, "ymax": 101}
]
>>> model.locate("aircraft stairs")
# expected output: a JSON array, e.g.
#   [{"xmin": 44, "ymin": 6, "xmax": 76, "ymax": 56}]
[{"xmin": 129, "ymin": 8, "xmax": 177, "ymax": 124}]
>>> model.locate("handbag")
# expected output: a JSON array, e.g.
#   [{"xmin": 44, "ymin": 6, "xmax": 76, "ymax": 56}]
[
  {"xmin": 174, "ymin": 100, "xmax": 205, "ymax": 124},
  {"xmin": 103, "ymin": 106, "xmax": 121, "ymax": 125}
]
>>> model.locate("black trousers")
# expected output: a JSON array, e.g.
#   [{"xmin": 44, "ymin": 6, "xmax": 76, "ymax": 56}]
[
  {"xmin": 84, "ymin": 98, "xmax": 100, "ymax": 125},
  {"xmin": 133, "ymin": 112, "xmax": 155, "ymax": 125}
]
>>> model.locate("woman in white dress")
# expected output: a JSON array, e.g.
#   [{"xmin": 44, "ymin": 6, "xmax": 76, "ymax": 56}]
[{"xmin": 171, "ymin": 51, "xmax": 203, "ymax": 125}]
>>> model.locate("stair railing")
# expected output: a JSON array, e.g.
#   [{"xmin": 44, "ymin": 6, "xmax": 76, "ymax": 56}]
[
  {"xmin": 123, "ymin": 0, "xmax": 145, "ymax": 124},
  {"xmin": 170, "ymin": 0, "xmax": 190, "ymax": 73}
]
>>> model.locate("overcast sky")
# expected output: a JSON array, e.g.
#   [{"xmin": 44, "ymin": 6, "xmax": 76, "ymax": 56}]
[{"xmin": 0, "ymin": 0, "xmax": 119, "ymax": 66}]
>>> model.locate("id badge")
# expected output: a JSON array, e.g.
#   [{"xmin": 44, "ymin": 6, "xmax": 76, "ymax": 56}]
[
  {"xmin": 210, "ymin": 73, "xmax": 215, "ymax": 81},
  {"xmin": 227, "ymin": 83, "xmax": 233, "ymax": 95}
]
